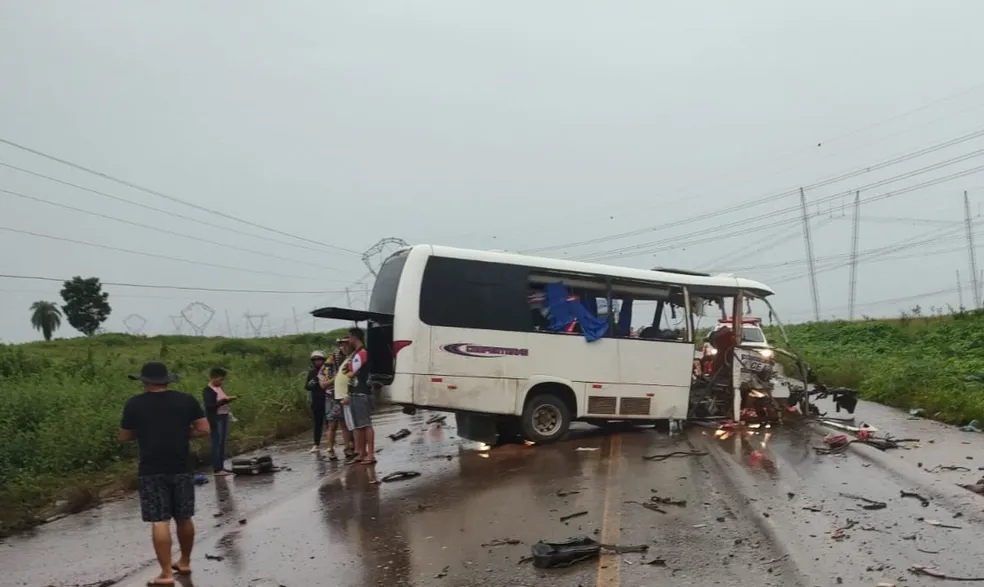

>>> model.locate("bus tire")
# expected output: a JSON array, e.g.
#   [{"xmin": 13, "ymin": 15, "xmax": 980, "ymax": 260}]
[{"xmin": 521, "ymin": 393, "xmax": 571, "ymax": 443}]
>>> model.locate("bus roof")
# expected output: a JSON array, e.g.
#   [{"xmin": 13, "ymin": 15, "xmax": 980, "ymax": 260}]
[{"xmin": 407, "ymin": 245, "xmax": 775, "ymax": 297}]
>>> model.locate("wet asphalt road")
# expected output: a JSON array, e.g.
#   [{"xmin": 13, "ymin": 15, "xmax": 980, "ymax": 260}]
[{"xmin": 6, "ymin": 400, "xmax": 984, "ymax": 587}]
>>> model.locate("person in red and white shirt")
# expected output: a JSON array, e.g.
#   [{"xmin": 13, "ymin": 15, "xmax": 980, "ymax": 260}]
[{"xmin": 340, "ymin": 327, "xmax": 376, "ymax": 465}]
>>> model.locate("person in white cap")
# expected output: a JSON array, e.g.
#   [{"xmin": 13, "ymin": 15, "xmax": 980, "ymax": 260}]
[{"xmin": 304, "ymin": 350, "xmax": 329, "ymax": 453}]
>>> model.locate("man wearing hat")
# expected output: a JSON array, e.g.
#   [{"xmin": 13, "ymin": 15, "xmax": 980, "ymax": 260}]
[{"xmin": 119, "ymin": 361, "xmax": 209, "ymax": 586}]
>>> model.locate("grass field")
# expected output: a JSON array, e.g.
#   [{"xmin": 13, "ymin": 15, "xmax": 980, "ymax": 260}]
[
  {"xmin": 776, "ymin": 309, "xmax": 984, "ymax": 424},
  {"xmin": 0, "ymin": 331, "xmax": 346, "ymax": 535}
]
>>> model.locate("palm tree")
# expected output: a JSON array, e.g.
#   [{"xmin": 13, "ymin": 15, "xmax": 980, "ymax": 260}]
[{"xmin": 30, "ymin": 301, "xmax": 62, "ymax": 341}]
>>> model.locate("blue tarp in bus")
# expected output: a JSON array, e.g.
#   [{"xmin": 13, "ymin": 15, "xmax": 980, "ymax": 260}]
[{"xmin": 543, "ymin": 282, "xmax": 609, "ymax": 342}]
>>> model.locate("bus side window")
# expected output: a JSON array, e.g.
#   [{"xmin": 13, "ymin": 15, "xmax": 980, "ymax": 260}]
[{"xmin": 610, "ymin": 281, "xmax": 689, "ymax": 342}]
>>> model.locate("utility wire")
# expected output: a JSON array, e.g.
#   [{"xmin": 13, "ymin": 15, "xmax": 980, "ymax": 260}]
[
  {"xmin": 0, "ymin": 137, "xmax": 362, "ymax": 256},
  {"xmin": 522, "ymin": 127, "xmax": 984, "ymax": 255},
  {"xmin": 784, "ymin": 285, "xmax": 970, "ymax": 320},
  {"xmin": 579, "ymin": 161, "xmax": 984, "ymax": 262},
  {"xmin": 0, "ymin": 160, "xmax": 334, "ymax": 256},
  {"xmin": 0, "ymin": 226, "xmax": 350, "ymax": 282},
  {"xmin": 0, "ymin": 186, "xmax": 353, "ymax": 273},
  {"xmin": 0, "ymin": 273, "xmax": 348, "ymax": 295}
]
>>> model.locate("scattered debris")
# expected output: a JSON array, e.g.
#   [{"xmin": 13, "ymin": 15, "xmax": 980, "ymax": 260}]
[
  {"xmin": 900, "ymin": 490, "xmax": 930, "ymax": 507},
  {"xmin": 381, "ymin": 471, "xmax": 421, "ymax": 483},
  {"xmin": 786, "ymin": 492, "xmax": 796, "ymax": 500},
  {"xmin": 909, "ymin": 408, "xmax": 925, "ymax": 417},
  {"xmin": 642, "ymin": 450, "xmax": 708, "ymax": 462},
  {"xmin": 575, "ymin": 447, "xmax": 599, "ymax": 452},
  {"xmin": 764, "ymin": 554, "xmax": 789, "ymax": 565},
  {"xmin": 917, "ymin": 547, "xmax": 941, "ymax": 555},
  {"xmin": 238, "ymin": 519, "xmax": 247, "ymax": 525},
  {"xmin": 388, "ymin": 428, "xmax": 412, "ymax": 441},
  {"xmin": 802, "ymin": 505, "xmax": 824, "ymax": 513},
  {"xmin": 559, "ymin": 511, "xmax": 588, "ymax": 523},
  {"xmin": 205, "ymin": 553, "xmax": 224, "ymax": 562},
  {"xmin": 649, "ymin": 492, "xmax": 687, "ymax": 507},
  {"xmin": 643, "ymin": 558, "xmax": 667, "ymax": 566},
  {"xmin": 555, "ymin": 489, "xmax": 581, "ymax": 497},
  {"xmin": 602, "ymin": 543, "xmax": 649, "ymax": 554},
  {"xmin": 426, "ymin": 414, "xmax": 447, "ymax": 425},
  {"xmin": 909, "ymin": 565, "xmax": 984, "ymax": 581},
  {"xmin": 481, "ymin": 538, "xmax": 521, "ymax": 547},
  {"xmin": 925, "ymin": 464, "xmax": 972, "ymax": 473},
  {"xmin": 625, "ymin": 500, "xmax": 666, "ymax": 514},
  {"xmin": 960, "ymin": 477, "xmax": 984, "ymax": 495},
  {"xmin": 961, "ymin": 420, "xmax": 982, "ymax": 433},
  {"xmin": 530, "ymin": 536, "xmax": 601, "ymax": 568},
  {"xmin": 434, "ymin": 565, "xmax": 450, "ymax": 578},
  {"xmin": 839, "ymin": 492, "xmax": 887, "ymax": 510},
  {"xmin": 831, "ymin": 519, "xmax": 858, "ymax": 540},
  {"xmin": 193, "ymin": 474, "xmax": 209, "ymax": 486},
  {"xmin": 925, "ymin": 519, "xmax": 962, "ymax": 529},
  {"xmin": 231, "ymin": 455, "xmax": 274, "ymax": 476}
]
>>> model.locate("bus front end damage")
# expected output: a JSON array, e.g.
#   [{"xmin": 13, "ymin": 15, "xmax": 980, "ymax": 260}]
[{"xmin": 687, "ymin": 290, "xmax": 857, "ymax": 426}]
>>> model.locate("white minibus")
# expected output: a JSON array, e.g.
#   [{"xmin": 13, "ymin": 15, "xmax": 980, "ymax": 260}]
[{"xmin": 313, "ymin": 244, "xmax": 784, "ymax": 444}]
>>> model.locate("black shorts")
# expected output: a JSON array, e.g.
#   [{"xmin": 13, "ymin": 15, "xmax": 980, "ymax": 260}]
[{"xmin": 138, "ymin": 473, "xmax": 195, "ymax": 522}]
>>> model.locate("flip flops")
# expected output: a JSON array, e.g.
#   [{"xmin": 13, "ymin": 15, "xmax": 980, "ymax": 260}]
[{"xmin": 171, "ymin": 564, "xmax": 191, "ymax": 575}]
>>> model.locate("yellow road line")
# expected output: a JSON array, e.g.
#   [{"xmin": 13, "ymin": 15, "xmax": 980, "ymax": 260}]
[{"xmin": 596, "ymin": 434, "xmax": 622, "ymax": 587}]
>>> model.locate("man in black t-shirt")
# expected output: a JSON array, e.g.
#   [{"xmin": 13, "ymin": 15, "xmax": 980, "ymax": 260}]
[{"xmin": 120, "ymin": 361, "xmax": 209, "ymax": 586}]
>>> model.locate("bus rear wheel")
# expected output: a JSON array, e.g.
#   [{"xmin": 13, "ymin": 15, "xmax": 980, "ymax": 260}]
[{"xmin": 522, "ymin": 394, "xmax": 571, "ymax": 443}]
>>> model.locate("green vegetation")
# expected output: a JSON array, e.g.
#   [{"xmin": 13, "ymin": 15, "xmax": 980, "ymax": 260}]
[
  {"xmin": 59, "ymin": 276, "xmax": 111, "ymax": 336},
  {"xmin": 779, "ymin": 309, "xmax": 984, "ymax": 424},
  {"xmin": 0, "ymin": 331, "xmax": 345, "ymax": 535},
  {"xmin": 29, "ymin": 301, "xmax": 62, "ymax": 341}
]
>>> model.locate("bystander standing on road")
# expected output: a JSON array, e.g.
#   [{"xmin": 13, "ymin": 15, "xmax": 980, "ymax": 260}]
[
  {"xmin": 341, "ymin": 327, "xmax": 376, "ymax": 465},
  {"xmin": 321, "ymin": 339, "xmax": 355, "ymax": 461},
  {"xmin": 305, "ymin": 350, "xmax": 329, "ymax": 453},
  {"xmin": 119, "ymin": 361, "xmax": 210, "ymax": 586},
  {"xmin": 202, "ymin": 367, "xmax": 235, "ymax": 476}
]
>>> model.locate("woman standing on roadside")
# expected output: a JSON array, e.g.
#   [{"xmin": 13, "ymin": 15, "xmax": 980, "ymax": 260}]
[
  {"xmin": 203, "ymin": 367, "xmax": 235, "ymax": 476},
  {"xmin": 305, "ymin": 350, "xmax": 329, "ymax": 453},
  {"xmin": 321, "ymin": 339, "xmax": 356, "ymax": 461}
]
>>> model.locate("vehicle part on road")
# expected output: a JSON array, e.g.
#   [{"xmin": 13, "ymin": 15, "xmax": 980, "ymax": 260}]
[
  {"xmin": 388, "ymin": 428, "xmax": 411, "ymax": 441},
  {"xmin": 909, "ymin": 565, "xmax": 984, "ymax": 581},
  {"xmin": 521, "ymin": 392, "xmax": 572, "ymax": 444},
  {"xmin": 643, "ymin": 557, "xmax": 667, "ymax": 566},
  {"xmin": 205, "ymin": 553, "xmax": 224, "ymax": 562},
  {"xmin": 925, "ymin": 519, "xmax": 962, "ymax": 529},
  {"xmin": 231, "ymin": 455, "xmax": 274, "ymax": 475},
  {"xmin": 649, "ymin": 493, "xmax": 687, "ymax": 507},
  {"xmin": 434, "ymin": 564, "xmax": 450, "ymax": 578},
  {"xmin": 426, "ymin": 414, "xmax": 447, "ymax": 425},
  {"xmin": 900, "ymin": 490, "xmax": 930, "ymax": 507},
  {"xmin": 600, "ymin": 543, "xmax": 649, "ymax": 554},
  {"xmin": 925, "ymin": 464, "xmax": 972, "ymax": 472},
  {"xmin": 381, "ymin": 471, "xmax": 421, "ymax": 483},
  {"xmin": 959, "ymin": 477, "xmax": 984, "ymax": 495},
  {"xmin": 481, "ymin": 538, "xmax": 521, "ymax": 547},
  {"xmin": 625, "ymin": 500, "xmax": 667, "ymax": 514},
  {"xmin": 641, "ymin": 450, "xmax": 708, "ymax": 461},
  {"xmin": 530, "ymin": 536, "xmax": 601, "ymax": 569},
  {"xmin": 555, "ymin": 489, "xmax": 581, "ymax": 497},
  {"xmin": 838, "ymin": 492, "xmax": 887, "ymax": 510},
  {"xmin": 559, "ymin": 510, "xmax": 588, "ymax": 522}
]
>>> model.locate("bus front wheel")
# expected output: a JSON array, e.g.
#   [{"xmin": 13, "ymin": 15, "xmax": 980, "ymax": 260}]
[{"xmin": 522, "ymin": 393, "xmax": 571, "ymax": 443}]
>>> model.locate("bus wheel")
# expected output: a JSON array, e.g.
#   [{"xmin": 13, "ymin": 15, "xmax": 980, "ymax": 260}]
[{"xmin": 522, "ymin": 394, "xmax": 571, "ymax": 443}]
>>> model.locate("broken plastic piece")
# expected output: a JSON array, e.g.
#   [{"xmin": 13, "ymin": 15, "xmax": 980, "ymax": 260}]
[
  {"xmin": 426, "ymin": 414, "xmax": 447, "ymax": 425},
  {"xmin": 559, "ymin": 511, "xmax": 588, "ymax": 522},
  {"xmin": 381, "ymin": 471, "xmax": 421, "ymax": 483},
  {"xmin": 389, "ymin": 428, "xmax": 412, "ymax": 441},
  {"xmin": 531, "ymin": 536, "xmax": 601, "ymax": 569}
]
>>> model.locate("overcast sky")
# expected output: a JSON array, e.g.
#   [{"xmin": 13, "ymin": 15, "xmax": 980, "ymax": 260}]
[{"xmin": 3, "ymin": 1, "xmax": 984, "ymax": 343}]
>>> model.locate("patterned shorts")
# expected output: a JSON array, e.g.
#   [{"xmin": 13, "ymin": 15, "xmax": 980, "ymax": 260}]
[
  {"xmin": 326, "ymin": 393, "xmax": 345, "ymax": 422},
  {"xmin": 138, "ymin": 473, "xmax": 195, "ymax": 522}
]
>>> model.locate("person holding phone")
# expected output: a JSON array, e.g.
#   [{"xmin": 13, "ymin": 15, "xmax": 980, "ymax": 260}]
[{"xmin": 202, "ymin": 367, "xmax": 235, "ymax": 476}]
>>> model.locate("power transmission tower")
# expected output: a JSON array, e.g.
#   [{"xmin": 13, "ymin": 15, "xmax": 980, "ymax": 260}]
[
  {"xmin": 964, "ymin": 191, "xmax": 980, "ymax": 308},
  {"xmin": 848, "ymin": 192, "xmax": 861, "ymax": 320},
  {"xmin": 181, "ymin": 302, "xmax": 215, "ymax": 336},
  {"xmin": 362, "ymin": 237, "xmax": 410, "ymax": 277},
  {"xmin": 243, "ymin": 311, "xmax": 268, "ymax": 337},
  {"xmin": 225, "ymin": 310, "xmax": 234, "ymax": 337},
  {"xmin": 957, "ymin": 270, "xmax": 965, "ymax": 310},
  {"xmin": 123, "ymin": 313, "xmax": 147, "ymax": 335},
  {"xmin": 169, "ymin": 315, "xmax": 184, "ymax": 335},
  {"xmin": 292, "ymin": 307, "xmax": 301, "ymax": 333},
  {"xmin": 799, "ymin": 188, "xmax": 821, "ymax": 321}
]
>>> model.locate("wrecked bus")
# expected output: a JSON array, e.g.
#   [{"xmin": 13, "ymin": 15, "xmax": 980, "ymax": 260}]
[{"xmin": 312, "ymin": 245, "xmax": 844, "ymax": 445}]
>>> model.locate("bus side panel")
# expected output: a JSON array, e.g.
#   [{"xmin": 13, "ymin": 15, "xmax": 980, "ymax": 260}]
[
  {"xmin": 524, "ymin": 333, "xmax": 620, "ymax": 418},
  {"xmin": 420, "ymin": 326, "xmax": 525, "ymax": 414},
  {"xmin": 616, "ymin": 339, "xmax": 693, "ymax": 419}
]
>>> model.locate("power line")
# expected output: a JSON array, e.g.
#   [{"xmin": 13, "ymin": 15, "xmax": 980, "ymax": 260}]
[
  {"xmin": 785, "ymin": 285, "xmax": 969, "ymax": 321},
  {"xmin": 0, "ymin": 273, "xmax": 348, "ymax": 294},
  {"xmin": 0, "ymin": 160, "xmax": 336, "ymax": 256},
  {"xmin": 0, "ymin": 137, "xmax": 362, "ymax": 256},
  {"xmin": 0, "ymin": 186, "xmax": 352, "ymax": 273},
  {"xmin": 579, "ymin": 161, "xmax": 984, "ymax": 262},
  {"xmin": 0, "ymin": 226, "xmax": 350, "ymax": 282},
  {"xmin": 522, "ymin": 126, "xmax": 984, "ymax": 255}
]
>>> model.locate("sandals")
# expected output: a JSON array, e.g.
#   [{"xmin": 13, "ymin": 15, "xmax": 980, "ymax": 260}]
[
  {"xmin": 171, "ymin": 564, "xmax": 191, "ymax": 575},
  {"xmin": 147, "ymin": 579, "xmax": 176, "ymax": 586}
]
